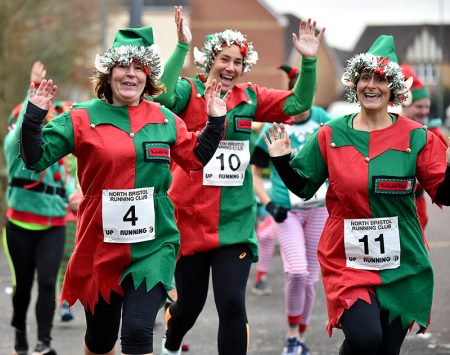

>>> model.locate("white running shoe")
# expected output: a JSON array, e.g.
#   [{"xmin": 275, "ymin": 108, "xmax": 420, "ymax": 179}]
[
  {"xmin": 281, "ymin": 337, "xmax": 302, "ymax": 355},
  {"xmin": 161, "ymin": 335, "xmax": 181, "ymax": 355}
]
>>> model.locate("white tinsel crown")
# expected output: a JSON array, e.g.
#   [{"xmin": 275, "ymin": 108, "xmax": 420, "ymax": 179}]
[
  {"xmin": 194, "ymin": 29, "xmax": 258, "ymax": 75},
  {"xmin": 95, "ymin": 44, "xmax": 164, "ymax": 79},
  {"xmin": 94, "ymin": 28, "xmax": 163, "ymax": 79}
]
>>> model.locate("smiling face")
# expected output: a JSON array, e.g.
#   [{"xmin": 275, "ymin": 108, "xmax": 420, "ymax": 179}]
[
  {"xmin": 110, "ymin": 61, "xmax": 147, "ymax": 106},
  {"xmin": 356, "ymin": 70, "xmax": 391, "ymax": 112},
  {"xmin": 207, "ymin": 44, "xmax": 244, "ymax": 92},
  {"xmin": 402, "ymin": 97, "xmax": 431, "ymax": 124}
]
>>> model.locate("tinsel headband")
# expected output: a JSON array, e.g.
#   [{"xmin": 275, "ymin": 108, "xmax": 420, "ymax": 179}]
[
  {"xmin": 194, "ymin": 29, "xmax": 258, "ymax": 75},
  {"xmin": 341, "ymin": 53, "xmax": 413, "ymax": 105},
  {"xmin": 94, "ymin": 44, "xmax": 163, "ymax": 80},
  {"xmin": 341, "ymin": 35, "xmax": 414, "ymax": 106}
]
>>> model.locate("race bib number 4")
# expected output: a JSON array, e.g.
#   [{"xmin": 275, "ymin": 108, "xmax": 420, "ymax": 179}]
[
  {"xmin": 344, "ymin": 217, "xmax": 400, "ymax": 270},
  {"xmin": 102, "ymin": 187, "xmax": 155, "ymax": 243},
  {"xmin": 203, "ymin": 140, "xmax": 250, "ymax": 186}
]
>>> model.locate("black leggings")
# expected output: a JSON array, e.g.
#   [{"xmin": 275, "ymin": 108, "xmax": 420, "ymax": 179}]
[
  {"xmin": 339, "ymin": 293, "xmax": 408, "ymax": 355},
  {"xmin": 84, "ymin": 277, "xmax": 165, "ymax": 354},
  {"xmin": 5, "ymin": 221, "xmax": 65, "ymax": 343},
  {"xmin": 165, "ymin": 244, "xmax": 253, "ymax": 355}
]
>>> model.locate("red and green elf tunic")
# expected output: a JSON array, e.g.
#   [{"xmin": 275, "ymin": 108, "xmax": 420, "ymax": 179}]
[
  {"xmin": 24, "ymin": 99, "xmax": 212, "ymax": 312},
  {"xmin": 158, "ymin": 56, "xmax": 317, "ymax": 260},
  {"xmin": 414, "ymin": 118, "xmax": 448, "ymax": 236},
  {"xmin": 4, "ymin": 91, "xmax": 73, "ymax": 226},
  {"xmin": 289, "ymin": 113, "xmax": 447, "ymax": 334}
]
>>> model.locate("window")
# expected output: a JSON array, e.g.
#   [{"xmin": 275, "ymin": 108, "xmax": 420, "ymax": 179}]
[{"xmin": 413, "ymin": 64, "xmax": 438, "ymax": 85}]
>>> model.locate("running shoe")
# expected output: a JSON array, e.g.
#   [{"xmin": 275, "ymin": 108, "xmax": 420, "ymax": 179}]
[
  {"xmin": 59, "ymin": 302, "xmax": 74, "ymax": 322},
  {"xmin": 299, "ymin": 341, "xmax": 311, "ymax": 355},
  {"xmin": 31, "ymin": 341, "xmax": 56, "ymax": 355},
  {"xmin": 251, "ymin": 279, "xmax": 272, "ymax": 295},
  {"xmin": 281, "ymin": 337, "xmax": 302, "ymax": 355},
  {"xmin": 161, "ymin": 335, "xmax": 181, "ymax": 355}
]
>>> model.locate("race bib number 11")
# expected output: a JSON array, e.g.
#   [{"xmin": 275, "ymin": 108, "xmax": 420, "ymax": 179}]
[
  {"xmin": 102, "ymin": 187, "xmax": 155, "ymax": 243},
  {"xmin": 344, "ymin": 216, "xmax": 400, "ymax": 270}
]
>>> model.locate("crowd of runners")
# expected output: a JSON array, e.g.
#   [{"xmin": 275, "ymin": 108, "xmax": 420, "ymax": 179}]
[{"xmin": 3, "ymin": 5, "xmax": 450, "ymax": 355}]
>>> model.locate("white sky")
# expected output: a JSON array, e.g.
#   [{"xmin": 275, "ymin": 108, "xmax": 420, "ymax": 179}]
[{"xmin": 263, "ymin": 0, "xmax": 450, "ymax": 50}]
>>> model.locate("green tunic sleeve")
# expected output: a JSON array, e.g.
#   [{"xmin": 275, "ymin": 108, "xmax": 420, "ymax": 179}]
[
  {"xmin": 282, "ymin": 57, "xmax": 317, "ymax": 115},
  {"xmin": 4, "ymin": 91, "xmax": 30, "ymax": 150},
  {"xmin": 290, "ymin": 131, "xmax": 328, "ymax": 199},
  {"xmin": 170, "ymin": 79, "xmax": 193, "ymax": 115},
  {"xmin": 31, "ymin": 111, "xmax": 75, "ymax": 172},
  {"xmin": 155, "ymin": 41, "xmax": 190, "ymax": 108}
]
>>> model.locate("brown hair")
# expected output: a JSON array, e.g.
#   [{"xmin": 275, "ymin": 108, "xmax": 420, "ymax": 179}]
[{"xmin": 91, "ymin": 70, "xmax": 166, "ymax": 104}]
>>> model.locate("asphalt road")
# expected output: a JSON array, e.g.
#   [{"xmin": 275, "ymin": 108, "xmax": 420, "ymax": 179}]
[{"xmin": 0, "ymin": 197, "xmax": 449, "ymax": 354}]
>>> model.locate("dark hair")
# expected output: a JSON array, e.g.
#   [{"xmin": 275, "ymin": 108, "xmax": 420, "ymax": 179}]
[{"xmin": 91, "ymin": 70, "xmax": 166, "ymax": 104}]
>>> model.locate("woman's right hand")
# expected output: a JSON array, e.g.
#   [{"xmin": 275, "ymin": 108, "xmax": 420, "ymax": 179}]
[
  {"xmin": 30, "ymin": 61, "xmax": 46, "ymax": 85},
  {"xmin": 174, "ymin": 6, "xmax": 192, "ymax": 44},
  {"xmin": 29, "ymin": 79, "xmax": 58, "ymax": 111},
  {"xmin": 262, "ymin": 123, "xmax": 292, "ymax": 157},
  {"xmin": 204, "ymin": 80, "xmax": 231, "ymax": 117}
]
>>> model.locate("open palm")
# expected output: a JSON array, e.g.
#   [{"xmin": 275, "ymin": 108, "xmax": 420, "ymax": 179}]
[
  {"xmin": 262, "ymin": 123, "xmax": 292, "ymax": 157},
  {"xmin": 204, "ymin": 80, "xmax": 231, "ymax": 117},
  {"xmin": 29, "ymin": 79, "xmax": 58, "ymax": 111},
  {"xmin": 175, "ymin": 6, "xmax": 192, "ymax": 44},
  {"xmin": 292, "ymin": 18, "xmax": 325, "ymax": 58}
]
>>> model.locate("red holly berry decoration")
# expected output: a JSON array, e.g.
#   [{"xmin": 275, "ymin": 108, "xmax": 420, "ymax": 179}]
[
  {"xmin": 197, "ymin": 73, "xmax": 207, "ymax": 83},
  {"xmin": 375, "ymin": 57, "xmax": 390, "ymax": 76},
  {"xmin": 53, "ymin": 172, "xmax": 62, "ymax": 182},
  {"xmin": 239, "ymin": 41, "xmax": 248, "ymax": 57}
]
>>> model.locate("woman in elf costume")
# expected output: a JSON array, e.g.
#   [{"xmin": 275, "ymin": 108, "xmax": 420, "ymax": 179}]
[
  {"xmin": 263, "ymin": 35, "xmax": 450, "ymax": 355},
  {"xmin": 19, "ymin": 25, "xmax": 228, "ymax": 355},
  {"xmin": 157, "ymin": 19, "xmax": 324, "ymax": 355},
  {"xmin": 252, "ymin": 65, "xmax": 333, "ymax": 355},
  {"xmin": 4, "ymin": 61, "xmax": 76, "ymax": 355}
]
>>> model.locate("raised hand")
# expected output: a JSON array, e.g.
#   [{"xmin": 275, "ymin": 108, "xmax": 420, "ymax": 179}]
[
  {"xmin": 292, "ymin": 18, "xmax": 325, "ymax": 58},
  {"xmin": 262, "ymin": 123, "xmax": 292, "ymax": 157},
  {"xmin": 174, "ymin": 6, "xmax": 192, "ymax": 44},
  {"xmin": 204, "ymin": 80, "xmax": 231, "ymax": 117},
  {"xmin": 30, "ymin": 61, "xmax": 47, "ymax": 84},
  {"xmin": 29, "ymin": 79, "xmax": 57, "ymax": 111}
]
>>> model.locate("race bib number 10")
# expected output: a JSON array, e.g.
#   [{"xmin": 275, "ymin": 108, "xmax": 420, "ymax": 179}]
[
  {"xmin": 102, "ymin": 187, "xmax": 155, "ymax": 243},
  {"xmin": 344, "ymin": 216, "xmax": 400, "ymax": 270},
  {"xmin": 203, "ymin": 140, "xmax": 250, "ymax": 186}
]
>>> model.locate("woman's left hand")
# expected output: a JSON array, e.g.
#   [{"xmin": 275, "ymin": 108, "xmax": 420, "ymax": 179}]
[
  {"xmin": 175, "ymin": 6, "xmax": 192, "ymax": 44},
  {"xmin": 293, "ymin": 18, "xmax": 325, "ymax": 58},
  {"xmin": 29, "ymin": 79, "xmax": 57, "ymax": 111},
  {"xmin": 204, "ymin": 80, "xmax": 231, "ymax": 117}
]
